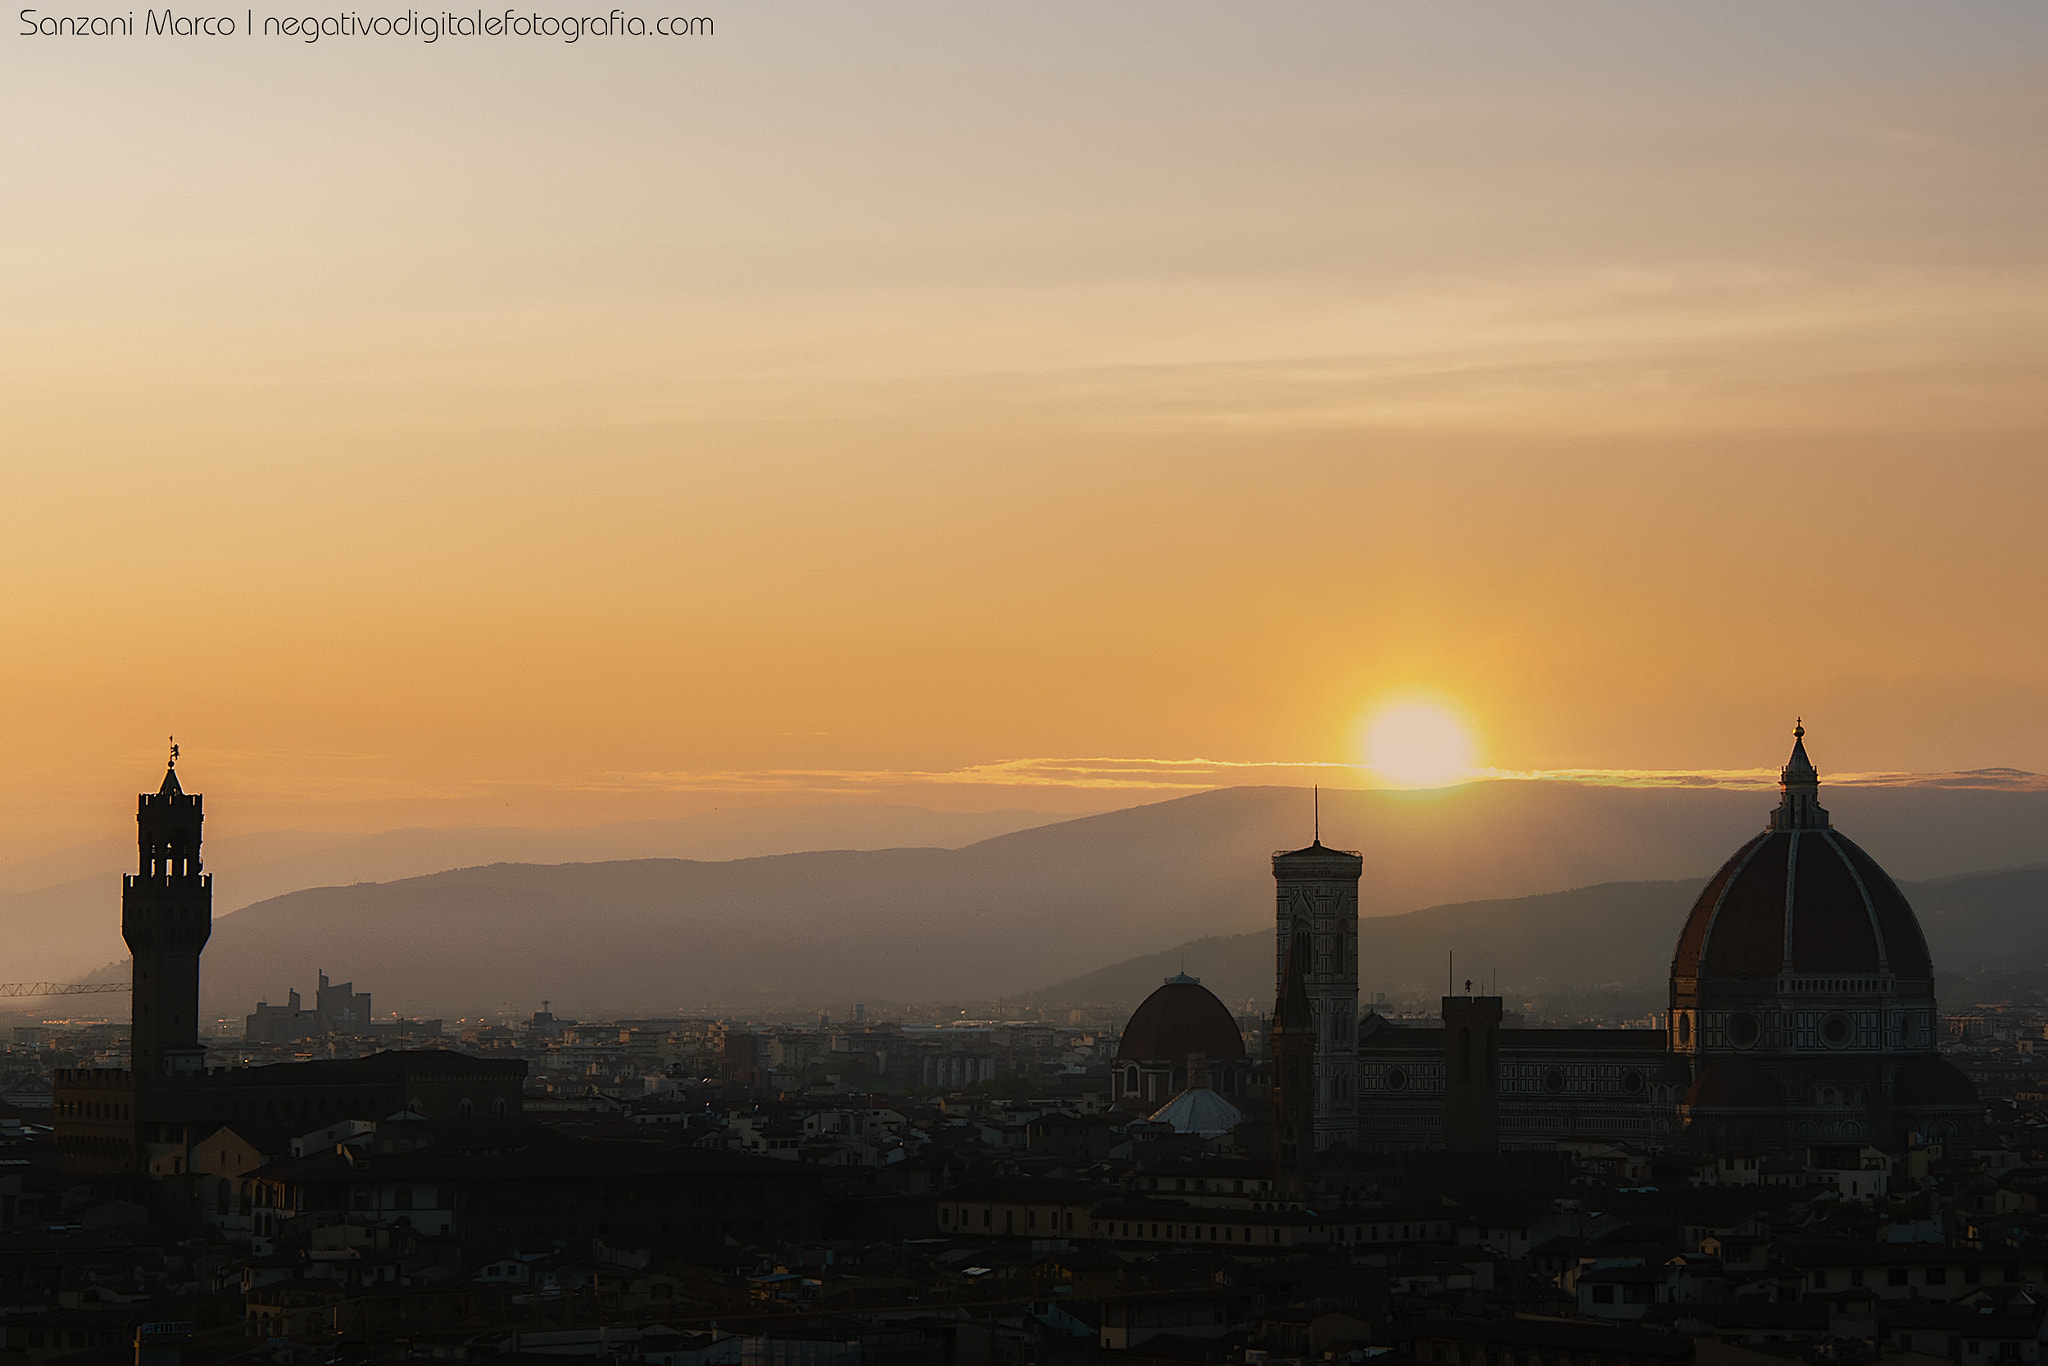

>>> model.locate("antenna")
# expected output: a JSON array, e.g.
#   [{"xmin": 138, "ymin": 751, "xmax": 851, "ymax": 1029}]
[
  {"xmin": 1313, "ymin": 785, "xmax": 1320, "ymax": 843},
  {"xmin": 1447, "ymin": 950, "xmax": 1453, "ymax": 999}
]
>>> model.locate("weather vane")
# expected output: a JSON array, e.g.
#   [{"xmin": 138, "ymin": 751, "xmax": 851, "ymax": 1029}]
[
  {"xmin": 168, "ymin": 736, "xmax": 179, "ymax": 769},
  {"xmin": 1794, "ymin": 716, "xmax": 1804, "ymax": 739}
]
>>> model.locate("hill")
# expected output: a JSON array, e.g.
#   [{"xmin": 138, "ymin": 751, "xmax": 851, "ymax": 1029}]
[
  {"xmin": 1028, "ymin": 863, "xmax": 2048, "ymax": 1013},
  {"xmin": 159, "ymin": 779, "xmax": 2048, "ymax": 1016}
]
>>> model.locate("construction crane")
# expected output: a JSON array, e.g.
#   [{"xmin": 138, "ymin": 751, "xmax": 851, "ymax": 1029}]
[{"xmin": 0, "ymin": 982, "xmax": 129, "ymax": 998}]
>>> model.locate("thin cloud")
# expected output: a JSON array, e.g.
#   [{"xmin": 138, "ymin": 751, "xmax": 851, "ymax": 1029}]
[{"xmin": 600, "ymin": 758, "xmax": 2048, "ymax": 796}]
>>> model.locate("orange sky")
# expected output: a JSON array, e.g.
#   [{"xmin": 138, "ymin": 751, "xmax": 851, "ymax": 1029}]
[{"xmin": 2, "ymin": 3, "xmax": 2045, "ymax": 857}]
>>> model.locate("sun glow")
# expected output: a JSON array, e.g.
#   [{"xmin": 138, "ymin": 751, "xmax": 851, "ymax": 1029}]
[{"xmin": 1363, "ymin": 702, "xmax": 1481, "ymax": 789}]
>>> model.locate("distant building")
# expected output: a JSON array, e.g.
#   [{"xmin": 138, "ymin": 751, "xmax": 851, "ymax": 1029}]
[
  {"xmin": 54, "ymin": 758, "xmax": 521, "ymax": 1179},
  {"xmin": 1112, "ymin": 974, "xmax": 1252, "ymax": 1108},
  {"xmin": 244, "ymin": 972, "xmax": 375, "ymax": 1043}
]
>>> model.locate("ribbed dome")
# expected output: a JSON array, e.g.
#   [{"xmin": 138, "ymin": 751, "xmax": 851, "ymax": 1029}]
[
  {"xmin": 1672, "ymin": 731, "xmax": 1932, "ymax": 982},
  {"xmin": 1116, "ymin": 975, "xmax": 1247, "ymax": 1062}
]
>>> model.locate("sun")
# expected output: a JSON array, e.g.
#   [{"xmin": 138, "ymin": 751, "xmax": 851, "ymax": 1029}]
[{"xmin": 1362, "ymin": 702, "xmax": 1480, "ymax": 789}]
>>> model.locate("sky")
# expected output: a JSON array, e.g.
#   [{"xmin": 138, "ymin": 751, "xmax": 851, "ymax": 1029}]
[{"xmin": 2, "ymin": 1, "xmax": 2045, "ymax": 857}]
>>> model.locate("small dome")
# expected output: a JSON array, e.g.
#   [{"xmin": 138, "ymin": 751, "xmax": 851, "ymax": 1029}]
[
  {"xmin": 1116, "ymin": 976, "xmax": 1246, "ymax": 1063},
  {"xmin": 1672, "ymin": 730, "xmax": 1932, "ymax": 982},
  {"xmin": 1894, "ymin": 1056, "xmax": 1977, "ymax": 1108},
  {"xmin": 1686, "ymin": 1059, "xmax": 1784, "ymax": 1109},
  {"xmin": 1147, "ymin": 1087, "xmax": 1244, "ymax": 1136}
]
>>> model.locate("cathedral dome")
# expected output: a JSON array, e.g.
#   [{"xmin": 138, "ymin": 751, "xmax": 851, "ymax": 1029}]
[
  {"xmin": 1116, "ymin": 974, "xmax": 1247, "ymax": 1062},
  {"xmin": 1671, "ymin": 728, "xmax": 1933, "ymax": 983}
]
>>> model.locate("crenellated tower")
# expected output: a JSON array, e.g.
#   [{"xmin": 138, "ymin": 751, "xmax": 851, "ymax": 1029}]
[{"xmin": 123, "ymin": 752, "xmax": 211, "ymax": 1080}]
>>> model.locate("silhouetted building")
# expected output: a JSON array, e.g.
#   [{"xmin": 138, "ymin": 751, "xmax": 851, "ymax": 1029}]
[
  {"xmin": 245, "ymin": 971, "xmax": 377, "ymax": 1043},
  {"xmin": 1671, "ymin": 723, "xmax": 1978, "ymax": 1150},
  {"xmin": 1272, "ymin": 830, "xmax": 1361, "ymax": 1150},
  {"xmin": 1353, "ymin": 728, "xmax": 1979, "ymax": 1155},
  {"xmin": 1113, "ymin": 974, "xmax": 1251, "ymax": 1108},
  {"xmin": 1271, "ymin": 921, "xmax": 1315, "ymax": 1201},
  {"xmin": 1441, "ymin": 991, "xmax": 1502, "ymax": 1154},
  {"xmin": 125, "ymin": 761, "xmax": 211, "ymax": 1081},
  {"xmin": 55, "ymin": 760, "xmax": 524, "ymax": 1177}
]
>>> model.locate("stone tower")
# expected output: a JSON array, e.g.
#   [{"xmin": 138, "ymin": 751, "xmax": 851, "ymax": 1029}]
[
  {"xmin": 123, "ymin": 757, "xmax": 212, "ymax": 1080},
  {"xmin": 1270, "ymin": 921, "xmax": 1317, "ymax": 1202},
  {"xmin": 1441, "ymin": 990, "xmax": 1502, "ymax": 1155},
  {"xmin": 1272, "ymin": 808, "xmax": 1362, "ymax": 1150}
]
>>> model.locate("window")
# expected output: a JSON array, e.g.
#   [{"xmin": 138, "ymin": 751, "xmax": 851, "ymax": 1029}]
[
  {"xmin": 1591, "ymin": 1285, "xmax": 1615, "ymax": 1304},
  {"xmin": 393, "ymin": 1187, "xmax": 413, "ymax": 1211},
  {"xmin": 1890, "ymin": 1268, "xmax": 1910, "ymax": 1287},
  {"xmin": 1926, "ymin": 1267, "xmax": 1947, "ymax": 1286},
  {"xmin": 1812, "ymin": 1271, "xmax": 1828, "ymax": 1291}
]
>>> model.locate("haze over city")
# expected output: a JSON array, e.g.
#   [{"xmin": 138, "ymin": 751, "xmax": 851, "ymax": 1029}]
[{"xmin": 4, "ymin": 6, "xmax": 2048, "ymax": 1357}]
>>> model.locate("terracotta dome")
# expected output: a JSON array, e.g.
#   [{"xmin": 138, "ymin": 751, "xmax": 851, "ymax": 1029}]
[
  {"xmin": 1116, "ymin": 974, "xmax": 1247, "ymax": 1062},
  {"xmin": 1685, "ymin": 1058, "xmax": 1784, "ymax": 1109},
  {"xmin": 1672, "ymin": 730, "xmax": 1932, "ymax": 982},
  {"xmin": 1894, "ymin": 1055, "xmax": 1978, "ymax": 1107}
]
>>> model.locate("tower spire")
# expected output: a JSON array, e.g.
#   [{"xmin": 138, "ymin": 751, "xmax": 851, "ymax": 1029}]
[
  {"xmin": 1769, "ymin": 720, "xmax": 1829, "ymax": 831},
  {"xmin": 1313, "ymin": 785, "xmax": 1320, "ymax": 845}
]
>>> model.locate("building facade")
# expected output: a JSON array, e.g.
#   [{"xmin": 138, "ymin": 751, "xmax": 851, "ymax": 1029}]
[
  {"xmin": 1670, "ymin": 725, "xmax": 1978, "ymax": 1150},
  {"xmin": 1272, "ymin": 836, "xmax": 1361, "ymax": 1150},
  {"xmin": 1347, "ymin": 729, "xmax": 1978, "ymax": 1156}
]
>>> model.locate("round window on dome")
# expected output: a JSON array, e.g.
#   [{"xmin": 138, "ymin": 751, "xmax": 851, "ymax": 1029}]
[
  {"xmin": 1543, "ymin": 1068, "xmax": 1566, "ymax": 1094},
  {"xmin": 1822, "ymin": 1014, "xmax": 1852, "ymax": 1047},
  {"xmin": 1727, "ymin": 1013, "xmax": 1761, "ymax": 1048},
  {"xmin": 1385, "ymin": 1067, "xmax": 1407, "ymax": 1092},
  {"xmin": 1622, "ymin": 1069, "xmax": 1644, "ymax": 1095}
]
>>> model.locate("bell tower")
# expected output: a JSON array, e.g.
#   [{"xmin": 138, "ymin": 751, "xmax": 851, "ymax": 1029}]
[
  {"xmin": 1272, "ymin": 790, "xmax": 1362, "ymax": 1150},
  {"xmin": 123, "ymin": 746, "xmax": 211, "ymax": 1080}
]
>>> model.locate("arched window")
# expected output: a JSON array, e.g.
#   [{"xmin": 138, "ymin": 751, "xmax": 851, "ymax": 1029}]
[
  {"xmin": 459, "ymin": 1098, "xmax": 475, "ymax": 1119},
  {"xmin": 393, "ymin": 1186, "xmax": 414, "ymax": 1211},
  {"xmin": 352, "ymin": 1189, "xmax": 371, "ymax": 1211},
  {"xmin": 491, "ymin": 1097, "xmax": 508, "ymax": 1118}
]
